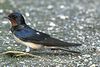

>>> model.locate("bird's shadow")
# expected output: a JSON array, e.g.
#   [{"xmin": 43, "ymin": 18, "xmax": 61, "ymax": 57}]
[{"xmin": 29, "ymin": 49, "xmax": 81, "ymax": 56}]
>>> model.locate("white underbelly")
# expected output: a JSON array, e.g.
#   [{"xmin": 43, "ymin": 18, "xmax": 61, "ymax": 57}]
[{"xmin": 13, "ymin": 35, "xmax": 42, "ymax": 49}]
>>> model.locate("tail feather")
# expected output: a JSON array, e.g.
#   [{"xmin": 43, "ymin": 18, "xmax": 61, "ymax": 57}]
[{"xmin": 41, "ymin": 37, "xmax": 82, "ymax": 47}]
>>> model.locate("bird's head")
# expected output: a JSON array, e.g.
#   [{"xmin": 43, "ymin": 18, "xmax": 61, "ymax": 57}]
[{"xmin": 5, "ymin": 12, "xmax": 26, "ymax": 26}]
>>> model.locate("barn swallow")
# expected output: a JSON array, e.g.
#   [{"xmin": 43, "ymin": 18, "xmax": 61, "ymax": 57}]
[{"xmin": 5, "ymin": 12, "xmax": 81, "ymax": 53}]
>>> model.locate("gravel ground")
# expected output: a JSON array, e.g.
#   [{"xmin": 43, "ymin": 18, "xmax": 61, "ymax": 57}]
[{"xmin": 0, "ymin": 0, "xmax": 100, "ymax": 67}]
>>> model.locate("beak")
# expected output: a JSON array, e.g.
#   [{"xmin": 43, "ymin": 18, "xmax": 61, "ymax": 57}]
[
  {"xmin": 3, "ymin": 16, "xmax": 12, "ymax": 21},
  {"xmin": 3, "ymin": 16, "xmax": 10, "ymax": 19}
]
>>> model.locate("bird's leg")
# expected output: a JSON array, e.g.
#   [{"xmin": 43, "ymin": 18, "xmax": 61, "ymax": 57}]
[{"xmin": 25, "ymin": 46, "xmax": 31, "ymax": 52}]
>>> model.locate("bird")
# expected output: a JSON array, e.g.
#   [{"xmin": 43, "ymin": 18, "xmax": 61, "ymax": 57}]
[{"xmin": 5, "ymin": 12, "xmax": 81, "ymax": 53}]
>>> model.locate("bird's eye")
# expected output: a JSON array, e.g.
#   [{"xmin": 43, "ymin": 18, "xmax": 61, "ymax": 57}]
[{"xmin": 12, "ymin": 15, "xmax": 17, "ymax": 18}]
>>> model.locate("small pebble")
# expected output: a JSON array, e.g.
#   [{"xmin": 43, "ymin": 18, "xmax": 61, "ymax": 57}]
[
  {"xmin": 15, "ymin": 44, "xmax": 18, "ymax": 46},
  {"xmin": 78, "ymin": 56, "xmax": 82, "ymax": 59},
  {"xmin": 9, "ymin": 31, "xmax": 12, "ymax": 34},
  {"xmin": 6, "ymin": 37, "xmax": 9, "ymax": 39},
  {"xmin": 48, "ymin": 27, "xmax": 53, "ymax": 30},
  {"xmin": 78, "ymin": 26, "xmax": 84, "ymax": 29},
  {"xmin": 60, "ymin": 5, "xmax": 65, "ymax": 9},
  {"xmin": 93, "ymin": 53, "xmax": 96, "ymax": 56},
  {"xmin": 47, "ymin": 5, "xmax": 53, "ymax": 9},
  {"xmin": 51, "ymin": 17, "xmax": 56, "ymax": 21},
  {"xmin": 49, "ymin": 22, "xmax": 56, "ymax": 26},
  {"xmin": 90, "ymin": 64, "xmax": 96, "ymax": 67},
  {"xmin": 25, "ymin": 12, "xmax": 30, "ymax": 17},
  {"xmin": 19, "ymin": 61, "xmax": 25, "ymax": 64},
  {"xmin": 89, "ymin": 58, "xmax": 92, "ymax": 60},
  {"xmin": 57, "ymin": 15, "xmax": 69, "ymax": 20},
  {"xmin": 27, "ymin": 22, "xmax": 31, "ymax": 25},
  {"xmin": 88, "ymin": 61, "xmax": 93, "ymax": 65},
  {"xmin": 36, "ymin": 32, "xmax": 40, "ymax": 35},
  {"xmin": 7, "ymin": 46, "xmax": 12, "ymax": 50},
  {"xmin": 84, "ymin": 59, "xmax": 88, "ymax": 62},
  {"xmin": 81, "ymin": 18, "xmax": 84, "ymax": 21},
  {"xmin": 83, "ymin": 54, "xmax": 91, "ymax": 57}
]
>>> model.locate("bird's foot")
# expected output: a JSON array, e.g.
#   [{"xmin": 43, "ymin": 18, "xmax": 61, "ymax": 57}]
[{"xmin": 25, "ymin": 47, "xmax": 31, "ymax": 52}]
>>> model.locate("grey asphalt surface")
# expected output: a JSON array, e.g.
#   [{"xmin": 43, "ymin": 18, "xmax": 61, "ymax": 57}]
[{"xmin": 0, "ymin": 0, "xmax": 100, "ymax": 67}]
